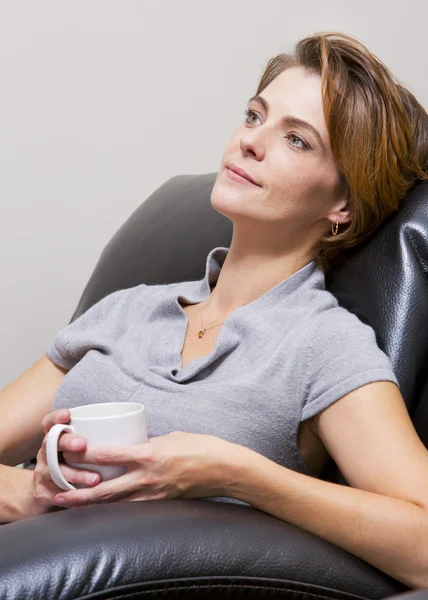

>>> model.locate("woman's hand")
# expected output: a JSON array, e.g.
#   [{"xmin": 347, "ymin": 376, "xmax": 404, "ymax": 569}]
[
  {"xmin": 22, "ymin": 409, "xmax": 102, "ymax": 518},
  {"xmin": 53, "ymin": 431, "xmax": 242, "ymax": 508}
]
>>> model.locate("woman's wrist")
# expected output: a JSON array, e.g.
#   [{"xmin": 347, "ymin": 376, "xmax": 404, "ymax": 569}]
[
  {"xmin": 19, "ymin": 468, "xmax": 64, "ymax": 520},
  {"xmin": 214, "ymin": 442, "xmax": 263, "ymax": 501},
  {"xmin": 0, "ymin": 464, "xmax": 36, "ymax": 523},
  {"xmin": 17, "ymin": 466, "xmax": 61, "ymax": 521},
  {"xmin": 16, "ymin": 467, "xmax": 41, "ymax": 521}
]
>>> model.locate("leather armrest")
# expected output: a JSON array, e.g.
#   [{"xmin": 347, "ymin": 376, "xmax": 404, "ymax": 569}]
[{"xmin": 0, "ymin": 499, "xmax": 410, "ymax": 599}]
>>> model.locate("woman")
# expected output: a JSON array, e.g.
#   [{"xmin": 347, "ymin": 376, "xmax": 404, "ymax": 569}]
[{"xmin": 1, "ymin": 32, "xmax": 428, "ymax": 588}]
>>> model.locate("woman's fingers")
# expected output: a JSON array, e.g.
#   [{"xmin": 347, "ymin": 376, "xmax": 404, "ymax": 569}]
[
  {"xmin": 41, "ymin": 409, "xmax": 71, "ymax": 434},
  {"xmin": 37, "ymin": 410, "xmax": 94, "ymax": 492},
  {"xmin": 56, "ymin": 434, "xmax": 95, "ymax": 485},
  {"xmin": 37, "ymin": 441, "xmax": 99, "ymax": 487},
  {"xmin": 40, "ymin": 408, "xmax": 87, "ymax": 453},
  {"xmin": 58, "ymin": 463, "xmax": 101, "ymax": 487},
  {"xmin": 57, "ymin": 432, "xmax": 87, "ymax": 453}
]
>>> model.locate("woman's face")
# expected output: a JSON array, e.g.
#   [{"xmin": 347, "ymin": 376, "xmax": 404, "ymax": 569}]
[{"xmin": 211, "ymin": 65, "xmax": 350, "ymax": 246}]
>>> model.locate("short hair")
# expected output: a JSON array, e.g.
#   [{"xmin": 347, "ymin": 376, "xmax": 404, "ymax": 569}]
[{"xmin": 255, "ymin": 32, "xmax": 428, "ymax": 272}]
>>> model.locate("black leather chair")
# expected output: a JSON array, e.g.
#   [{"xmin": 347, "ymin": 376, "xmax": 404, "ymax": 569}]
[{"xmin": 1, "ymin": 173, "xmax": 427, "ymax": 600}]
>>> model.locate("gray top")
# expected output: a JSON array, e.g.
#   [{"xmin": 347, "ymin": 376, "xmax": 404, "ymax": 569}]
[{"xmin": 46, "ymin": 246, "xmax": 399, "ymax": 506}]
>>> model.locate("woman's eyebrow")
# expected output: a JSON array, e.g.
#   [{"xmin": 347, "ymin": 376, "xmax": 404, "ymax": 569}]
[{"xmin": 247, "ymin": 94, "xmax": 327, "ymax": 152}]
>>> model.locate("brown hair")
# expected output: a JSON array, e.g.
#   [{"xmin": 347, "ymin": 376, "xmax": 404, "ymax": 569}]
[{"xmin": 256, "ymin": 32, "xmax": 428, "ymax": 272}]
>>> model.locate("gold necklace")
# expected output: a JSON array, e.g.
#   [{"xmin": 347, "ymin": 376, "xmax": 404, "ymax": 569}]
[
  {"xmin": 197, "ymin": 309, "xmax": 225, "ymax": 339},
  {"xmin": 197, "ymin": 295, "xmax": 247, "ymax": 339}
]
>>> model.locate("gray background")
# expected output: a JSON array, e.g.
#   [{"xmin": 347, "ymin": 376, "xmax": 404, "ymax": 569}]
[{"xmin": 1, "ymin": 0, "xmax": 427, "ymax": 389}]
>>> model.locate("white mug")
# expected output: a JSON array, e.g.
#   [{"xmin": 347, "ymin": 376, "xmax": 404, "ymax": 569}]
[{"xmin": 46, "ymin": 402, "xmax": 148, "ymax": 491}]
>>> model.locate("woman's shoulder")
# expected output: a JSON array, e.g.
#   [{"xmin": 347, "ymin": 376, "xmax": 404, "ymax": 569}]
[
  {"xmin": 302, "ymin": 276, "xmax": 364, "ymax": 326},
  {"xmin": 303, "ymin": 297, "xmax": 395, "ymax": 383},
  {"xmin": 298, "ymin": 280, "xmax": 391, "ymax": 361},
  {"xmin": 300, "ymin": 289, "xmax": 399, "ymax": 420}
]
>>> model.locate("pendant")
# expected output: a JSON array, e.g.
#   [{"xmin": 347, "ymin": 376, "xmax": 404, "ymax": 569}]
[{"xmin": 197, "ymin": 329, "xmax": 206, "ymax": 338}]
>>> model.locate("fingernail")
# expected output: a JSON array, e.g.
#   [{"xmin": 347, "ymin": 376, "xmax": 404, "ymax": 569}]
[
  {"xmin": 55, "ymin": 497, "xmax": 67, "ymax": 506},
  {"xmin": 86, "ymin": 474, "xmax": 97, "ymax": 484},
  {"xmin": 71, "ymin": 439, "xmax": 82, "ymax": 449}
]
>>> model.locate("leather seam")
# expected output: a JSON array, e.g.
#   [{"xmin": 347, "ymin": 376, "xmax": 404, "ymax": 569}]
[{"xmin": 87, "ymin": 583, "xmax": 370, "ymax": 600}]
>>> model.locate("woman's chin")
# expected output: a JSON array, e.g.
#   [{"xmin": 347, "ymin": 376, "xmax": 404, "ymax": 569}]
[{"xmin": 210, "ymin": 192, "xmax": 259, "ymax": 222}]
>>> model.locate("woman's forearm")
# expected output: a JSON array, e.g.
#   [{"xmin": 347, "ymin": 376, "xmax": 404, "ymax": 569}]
[
  {"xmin": 224, "ymin": 446, "xmax": 428, "ymax": 589},
  {"xmin": 0, "ymin": 464, "xmax": 35, "ymax": 523}
]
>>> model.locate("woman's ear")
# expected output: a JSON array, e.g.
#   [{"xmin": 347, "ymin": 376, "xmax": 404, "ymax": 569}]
[
  {"xmin": 336, "ymin": 174, "xmax": 353, "ymax": 224},
  {"xmin": 338, "ymin": 200, "xmax": 353, "ymax": 225},
  {"xmin": 327, "ymin": 197, "xmax": 353, "ymax": 226}
]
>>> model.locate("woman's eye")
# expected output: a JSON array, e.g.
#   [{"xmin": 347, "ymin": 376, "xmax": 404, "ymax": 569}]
[
  {"xmin": 244, "ymin": 108, "xmax": 259, "ymax": 124},
  {"xmin": 286, "ymin": 134, "xmax": 309, "ymax": 150},
  {"xmin": 244, "ymin": 109, "xmax": 310, "ymax": 151}
]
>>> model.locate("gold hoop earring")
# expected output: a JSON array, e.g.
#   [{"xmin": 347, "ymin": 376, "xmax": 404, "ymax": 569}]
[{"xmin": 331, "ymin": 220, "xmax": 339, "ymax": 236}]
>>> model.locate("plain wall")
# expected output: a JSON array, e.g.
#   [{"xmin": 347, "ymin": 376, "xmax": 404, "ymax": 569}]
[{"xmin": 1, "ymin": 0, "xmax": 427, "ymax": 390}]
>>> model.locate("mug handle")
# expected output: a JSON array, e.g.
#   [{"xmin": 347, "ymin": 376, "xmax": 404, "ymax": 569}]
[{"xmin": 46, "ymin": 423, "xmax": 77, "ymax": 491}]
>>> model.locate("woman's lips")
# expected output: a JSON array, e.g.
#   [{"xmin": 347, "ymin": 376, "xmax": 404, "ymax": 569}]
[{"xmin": 226, "ymin": 167, "xmax": 260, "ymax": 187}]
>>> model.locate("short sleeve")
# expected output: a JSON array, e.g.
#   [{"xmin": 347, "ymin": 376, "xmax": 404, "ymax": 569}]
[
  {"xmin": 46, "ymin": 288, "xmax": 133, "ymax": 370},
  {"xmin": 301, "ymin": 307, "xmax": 400, "ymax": 422}
]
